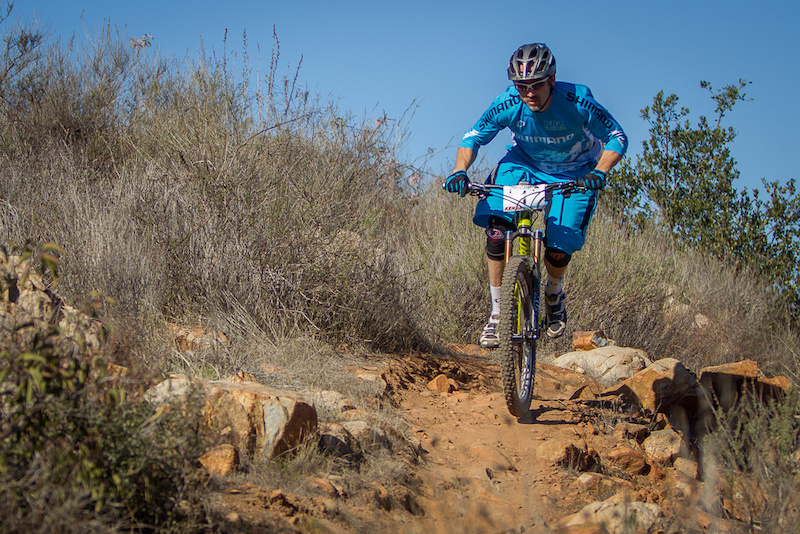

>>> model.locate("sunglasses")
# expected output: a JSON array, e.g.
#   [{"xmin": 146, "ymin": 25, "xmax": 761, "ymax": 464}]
[{"xmin": 514, "ymin": 79, "xmax": 549, "ymax": 93}]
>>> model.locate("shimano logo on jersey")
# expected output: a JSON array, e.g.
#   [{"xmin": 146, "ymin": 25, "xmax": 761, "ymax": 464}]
[
  {"xmin": 478, "ymin": 95, "xmax": 521, "ymax": 129},
  {"xmin": 515, "ymin": 133, "xmax": 575, "ymax": 144},
  {"xmin": 544, "ymin": 120, "xmax": 567, "ymax": 131},
  {"xmin": 566, "ymin": 92, "xmax": 615, "ymax": 129}
]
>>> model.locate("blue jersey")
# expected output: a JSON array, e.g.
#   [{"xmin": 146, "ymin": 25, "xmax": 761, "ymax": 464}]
[{"xmin": 460, "ymin": 82, "xmax": 627, "ymax": 175}]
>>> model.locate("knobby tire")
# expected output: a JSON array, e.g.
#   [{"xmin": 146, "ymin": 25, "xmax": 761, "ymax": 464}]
[{"xmin": 499, "ymin": 256, "xmax": 537, "ymax": 418}]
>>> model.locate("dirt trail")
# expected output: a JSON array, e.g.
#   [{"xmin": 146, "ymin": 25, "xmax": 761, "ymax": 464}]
[
  {"xmin": 211, "ymin": 348, "xmax": 673, "ymax": 533},
  {"xmin": 388, "ymin": 349, "xmax": 642, "ymax": 534}
]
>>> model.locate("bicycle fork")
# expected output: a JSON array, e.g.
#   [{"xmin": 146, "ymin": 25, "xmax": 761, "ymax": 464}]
[{"xmin": 505, "ymin": 216, "xmax": 544, "ymax": 340}]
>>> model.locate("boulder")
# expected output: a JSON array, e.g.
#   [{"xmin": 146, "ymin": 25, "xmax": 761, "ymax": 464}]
[
  {"xmin": 574, "ymin": 472, "xmax": 635, "ymax": 494},
  {"xmin": 550, "ymin": 346, "xmax": 652, "ymax": 387},
  {"xmin": 699, "ymin": 360, "xmax": 791, "ymax": 410},
  {"xmin": 612, "ymin": 422, "xmax": 649, "ymax": 443},
  {"xmin": 145, "ymin": 376, "xmax": 317, "ymax": 460},
  {"xmin": 566, "ymin": 501, "xmax": 663, "ymax": 533},
  {"xmin": 427, "ymin": 374, "xmax": 456, "ymax": 394},
  {"xmin": 169, "ymin": 323, "xmax": 230, "ymax": 352},
  {"xmin": 537, "ymin": 438, "xmax": 594, "ymax": 472},
  {"xmin": 308, "ymin": 390, "xmax": 356, "ymax": 414},
  {"xmin": 199, "ymin": 444, "xmax": 239, "ymax": 476},
  {"xmin": 318, "ymin": 422, "xmax": 362, "ymax": 459},
  {"xmin": 642, "ymin": 428, "xmax": 685, "ymax": 465},
  {"xmin": 338, "ymin": 409, "xmax": 418, "ymax": 458},
  {"xmin": 340, "ymin": 420, "xmax": 392, "ymax": 451},
  {"xmin": 572, "ymin": 330, "xmax": 614, "ymax": 351},
  {"xmin": 601, "ymin": 358, "xmax": 699, "ymax": 413},
  {"xmin": 601, "ymin": 444, "xmax": 648, "ymax": 476},
  {"xmin": 536, "ymin": 363, "xmax": 605, "ymax": 401}
]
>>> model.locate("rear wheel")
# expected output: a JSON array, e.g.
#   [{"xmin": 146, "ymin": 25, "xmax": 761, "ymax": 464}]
[{"xmin": 498, "ymin": 256, "xmax": 538, "ymax": 418}]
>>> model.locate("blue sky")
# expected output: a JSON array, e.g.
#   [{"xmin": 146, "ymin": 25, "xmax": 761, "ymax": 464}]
[{"xmin": 11, "ymin": 0, "xmax": 799, "ymax": 192}]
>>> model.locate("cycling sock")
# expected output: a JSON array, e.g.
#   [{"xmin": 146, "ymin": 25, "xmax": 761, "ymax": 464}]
[
  {"xmin": 490, "ymin": 285, "xmax": 502, "ymax": 317},
  {"xmin": 545, "ymin": 274, "xmax": 562, "ymax": 297}
]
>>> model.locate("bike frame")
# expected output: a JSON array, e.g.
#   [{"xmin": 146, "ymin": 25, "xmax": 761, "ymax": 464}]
[{"xmin": 464, "ymin": 180, "xmax": 582, "ymax": 418}]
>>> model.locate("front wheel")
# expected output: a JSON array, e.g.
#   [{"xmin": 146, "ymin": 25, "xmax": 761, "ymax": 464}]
[{"xmin": 498, "ymin": 256, "xmax": 538, "ymax": 418}]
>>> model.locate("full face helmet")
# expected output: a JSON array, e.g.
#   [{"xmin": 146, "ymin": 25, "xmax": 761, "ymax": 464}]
[{"xmin": 507, "ymin": 43, "xmax": 556, "ymax": 82}]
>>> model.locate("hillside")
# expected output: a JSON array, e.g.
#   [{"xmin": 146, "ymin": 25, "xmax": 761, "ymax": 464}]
[
  {"xmin": 2, "ymin": 256, "xmax": 795, "ymax": 533},
  {"xmin": 1, "ymin": 21, "xmax": 799, "ymax": 533}
]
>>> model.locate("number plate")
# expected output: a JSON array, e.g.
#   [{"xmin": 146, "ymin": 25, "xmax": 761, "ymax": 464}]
[{"xmin": 502, "ymin": 184, "xmax": 547, "ymax": 212}]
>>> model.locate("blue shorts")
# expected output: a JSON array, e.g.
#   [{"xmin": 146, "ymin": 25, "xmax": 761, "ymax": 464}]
[{"xmin": 473, "ymin": 148, "xmax": 597, "ymax": 255}]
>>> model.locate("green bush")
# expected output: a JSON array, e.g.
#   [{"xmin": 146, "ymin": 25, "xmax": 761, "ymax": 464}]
[{"xmin": 0, "ymin": 310, "xmax": 208, "ymax": 532}]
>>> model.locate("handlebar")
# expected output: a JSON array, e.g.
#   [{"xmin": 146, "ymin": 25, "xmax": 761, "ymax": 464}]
[{"xmin": 465, "ymin": 180, "xmax": 586, "ymax": 200}]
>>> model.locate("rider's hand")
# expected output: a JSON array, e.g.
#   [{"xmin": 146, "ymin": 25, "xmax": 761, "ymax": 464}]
[
  {"xmin": 579, "ymin": 169, "xmax": 607, "ymax": 190},
  {"xmin": 444, "ymin": 170, "xmax": 471, "ymax": 197}
]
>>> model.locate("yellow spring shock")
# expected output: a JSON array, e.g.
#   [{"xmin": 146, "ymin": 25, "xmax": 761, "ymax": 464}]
[{"xmin": 517, "ymin": 211, "xmax": 532, "ymax": 257}]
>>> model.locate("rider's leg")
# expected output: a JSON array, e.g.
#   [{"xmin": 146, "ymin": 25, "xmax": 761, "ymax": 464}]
[
  {"xmin": 481, "ymin": 218, "xmax": 514, "ymax": 348},
  {"xmin": 542, "ymin": 186, "xmax": 596, "ymax": 338},
  {"xmin": 488, "ymin": 258, "xmax": 504, "ymax": 312},
  {"xmin": 543, "ymin": 248, "xmax": 571, "ymax": 338},
  {"xmin": 543, "ymin": 250, "xmax": 569, "ymax": 296}
]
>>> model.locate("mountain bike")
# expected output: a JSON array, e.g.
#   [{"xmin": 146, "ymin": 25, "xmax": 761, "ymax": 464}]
[{"xmin": 466, "ymin": 180, "xmax": 583, "ymax": 418}]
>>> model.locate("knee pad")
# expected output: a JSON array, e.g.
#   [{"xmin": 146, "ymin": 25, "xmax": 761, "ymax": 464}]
[
  {"xmin": 544, "ymin": 247, "xmax": 572, "ymax": 268},
  {"xmin": 485, "ymin": 227, "xmax": 506, "ymax": 261},
  {"xmin": 485, "ymin": 217, "xmax": 515, "ymax": 261}
]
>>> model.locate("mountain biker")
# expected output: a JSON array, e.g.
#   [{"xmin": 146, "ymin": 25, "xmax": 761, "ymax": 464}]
[{"xmin": 444, "ymin": 43, "xmax": 627, "ymax": 348}]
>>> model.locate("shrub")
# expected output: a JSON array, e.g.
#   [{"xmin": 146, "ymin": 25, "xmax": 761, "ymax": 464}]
[
  {"xmin": 701, "ymin": 389, "xmax": 800, "ymax": 530},
  {"xmin": 0, "ymin": 250, "xmax": 208, "ymax": 532}
]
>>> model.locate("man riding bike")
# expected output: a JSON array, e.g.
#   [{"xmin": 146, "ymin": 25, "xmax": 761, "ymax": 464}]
[{"xmin": 444, "ymin": 43, "xmax": 628, "ymax": 349}]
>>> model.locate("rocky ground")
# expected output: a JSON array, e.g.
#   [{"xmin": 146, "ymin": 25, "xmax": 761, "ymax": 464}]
[
  {"xmin": 199, "ymin": 345, "xmax": 763, "ymax": 534},
  {"xmin": 2, "ymin": 254, "xmax": 783, "ymax": 533}
]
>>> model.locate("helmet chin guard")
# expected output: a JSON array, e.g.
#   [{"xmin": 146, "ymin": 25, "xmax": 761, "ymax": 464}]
[{"xmin": 508, "ymin": 43, "xmax": 556, "ymax": 82}]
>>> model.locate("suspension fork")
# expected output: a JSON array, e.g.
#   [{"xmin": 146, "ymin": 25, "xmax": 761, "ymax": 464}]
[{"xmin": 504, "ymin": 212, "xmax": 535, "ymax": 262}]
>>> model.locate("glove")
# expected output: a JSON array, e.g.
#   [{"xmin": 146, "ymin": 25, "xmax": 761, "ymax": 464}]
[
  {"xmin": 579, "ymin": 169, "xmax": 607, "ymax": 190},
  {"xmin": 444, "ymin": 170, "xmax": 471, "ymax": 197}
]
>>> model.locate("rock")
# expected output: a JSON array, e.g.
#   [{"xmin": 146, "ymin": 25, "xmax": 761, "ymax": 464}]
[
  {"xmin": 601, "ymin": 444, "xmax": 648, "ymax": 476},
  {"xmin": 699, "ymin": 360, "xmax": 791, "ymax": 410},
  {"xmin": 601, "ymin": 358, "xmax": 699, "ymax": 413},
  {"xmin": 372, "ymin": 483, "xmax": 392, "ymax": 510},
  {"xmin": 340, "ymin": 420, "xmax": 392, "ymax": 451},
  {"xmin": 355, "ymin": 368, "xmax": 389, "ymax": 397},
  {"xmin": 642, "ymin": 428, "xmax": 685, "ymax": 465},
  {"xmin": 427, "ymin": 374, "xmax": 455, "ymax": 394},
  {"xmin": 308, "ymin": 390, "xmax": 356, "ymax": 414},
  {"xmin": 673, "ymin": 457, "xmax": 698, "ymax": 479},
  {"xmin": 225, "ymin": 371, "xmax": 259, "ymax": 384},
  {"xmin": 612, "ymin": 422, "xmax": 649, "ymax": 443},
  {"xmin": 550, "ymin": 346, "xmax": 652, "ymax": 387},
  {"xmin": 169, "ymin": 323, "xmax": 229, "ymax": 352},
  {"xmin": 536, "ymin": 363, "xmax": 605, "ymax": 400},
  {"xmin": 145, "ymin": 377, "xmax": 317, "ymax": 460},
  {"xmin": 199, "ymin": 444, "xmax": 239, "ymax": 476},
  {"xmin": 575, "ymin": 472, "xmax": 635, "ymax": 494},
  {"xmin": 566, "ymin": 501, "xmax": 663, "ymax": 533},
  {"xmin": 318, "ymin": 422, "xmax": 362, "ymax": 459},
  {"xmin": 572, "ymin": 330, "xmax": 614, "ymax": 351},
  {"xmin": 338, "ymin": 408, "xmax": 422, "ymax": 460},
  {"xmin": 538, "ymin": 439, "xmax": 594, "ymax": 471},
  {"xmin": 309, "ymin": 477, "xmax": 343, "ymax": 497}
]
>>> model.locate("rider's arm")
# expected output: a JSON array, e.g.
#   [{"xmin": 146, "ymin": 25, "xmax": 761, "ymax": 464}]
[
  {"xmin": 453, "ymin": 146, "xmax": 477, "ymax": 173},
  {"xmin": 594, "ymin": 149, "xmax": 622, "ymax": 174},
  {"xmin": 575, "ymin": 85, "xmax": 628, "ymax": 160},
  {"xmin": 457, "ymin": 87, "xmax": 518, "ymax": 165}
]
